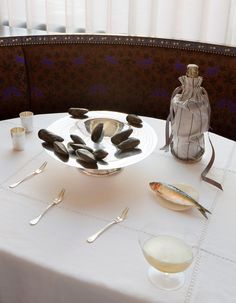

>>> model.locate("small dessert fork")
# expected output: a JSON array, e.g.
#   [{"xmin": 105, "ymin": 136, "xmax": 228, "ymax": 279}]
[
  {"xmin": 87, "ymin": 207, "xmax": 129, "ymax": 243},
  {"xmin": 9, "ymin": 161, "xmax": 47, "ymax": 188},
  {"xmin": 30, "ymin": 188, "xmax": 65, "ymax": 225}
]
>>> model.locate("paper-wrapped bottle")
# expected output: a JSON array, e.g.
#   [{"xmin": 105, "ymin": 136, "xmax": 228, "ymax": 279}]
[
  {"xmin": 170, "ymin": 64, "xmax": 210, "ymax": 162},
  {"xmin": 161, "ymin": 64, "xmax": 223, "ymax": 190}
]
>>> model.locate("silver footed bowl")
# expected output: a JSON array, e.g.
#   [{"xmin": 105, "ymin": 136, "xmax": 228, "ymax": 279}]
[{"xmin": 45, "ymin": 111, "xmax": 158, "ymax": 176}]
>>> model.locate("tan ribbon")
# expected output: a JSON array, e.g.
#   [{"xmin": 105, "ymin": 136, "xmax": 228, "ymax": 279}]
[
  {"xmin": 201, "ymin": 133, "xmax": 223, "ymax": 191},
  {"xmin": 160, "ymin": 86, "xmax": 182, "ymax": 152},
  {"xmin": 160, "ymin": 113, "xmax": 172, "ymax": 152}
]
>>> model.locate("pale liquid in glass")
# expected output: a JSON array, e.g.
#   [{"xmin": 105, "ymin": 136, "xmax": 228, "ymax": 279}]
[{"xmin": 143, "ymin": 235, "xmax": 193, "ymax": 273}]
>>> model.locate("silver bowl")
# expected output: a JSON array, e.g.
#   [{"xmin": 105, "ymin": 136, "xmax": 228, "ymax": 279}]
[{"xmin": 45, "ymin": 111, "xmax": 157, "ymax": 176}]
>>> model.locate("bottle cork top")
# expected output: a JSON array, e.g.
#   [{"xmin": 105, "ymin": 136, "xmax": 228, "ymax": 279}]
[{"xmin": 186, "ymin": 64, "xmax": 199, "ymax": 78}]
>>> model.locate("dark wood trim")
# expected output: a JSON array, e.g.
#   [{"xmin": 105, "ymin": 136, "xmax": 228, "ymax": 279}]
[{"xmin": 0, "ymin": 34, "xmax": 235, "ymax": 57}]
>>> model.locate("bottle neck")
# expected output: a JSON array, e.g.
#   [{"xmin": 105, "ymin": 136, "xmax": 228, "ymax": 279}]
[
  {"xmin": 186, "ymin": 64, "xmax": 199, "ymax": 78},
  {"xmin": 178, "ymin": 75, "xmax": 203, "ymax": 102}
]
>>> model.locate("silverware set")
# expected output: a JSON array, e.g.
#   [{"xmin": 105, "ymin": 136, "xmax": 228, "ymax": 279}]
[{"xmin": 8, "ymin": 161, "xmax": 129, "ymax": 239}]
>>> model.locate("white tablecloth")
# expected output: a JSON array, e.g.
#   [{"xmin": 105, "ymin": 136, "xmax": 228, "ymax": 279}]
[{"xmin": 0, "ymin": 113, "xmax": 235, "ymax": 303}]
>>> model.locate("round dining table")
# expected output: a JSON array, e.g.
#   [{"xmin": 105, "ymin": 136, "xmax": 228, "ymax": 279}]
[{"xmin": 0, "ymin": 113, "xmax": 235, "ymax": 303}]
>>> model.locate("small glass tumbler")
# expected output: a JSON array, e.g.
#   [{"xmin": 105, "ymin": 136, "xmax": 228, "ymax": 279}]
[
  {"xmin": 10, "ymin": 127, "xmax": 26, "ymax": 151},
  {"xmin": 20, "ymin": 111, "xmax": 34, "ymax": 133}
]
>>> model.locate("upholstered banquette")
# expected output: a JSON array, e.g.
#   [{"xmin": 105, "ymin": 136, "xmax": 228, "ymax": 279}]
[{"xmin": 0, "ymin": 35, "xmax": 235, "ymax": 141}]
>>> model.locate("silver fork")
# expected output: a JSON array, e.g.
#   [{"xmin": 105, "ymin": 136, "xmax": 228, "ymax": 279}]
[
  {"xmin": 30, "ymin": 188, "xmax": 65, "ymax": 225},
  {"xmin": 87, "ymin": 207, "xmax": 129, "ymax": 243},
  {"xmin": 9, "ymin": 161, "xmax": 47, "ymax": 188}
]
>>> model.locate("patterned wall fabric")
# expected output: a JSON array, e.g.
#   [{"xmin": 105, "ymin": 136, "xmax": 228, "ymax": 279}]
[
  {"xmin": 0, "ymin": 38, "xmax": 235, "ymax": 141},
  {"xmin": 0, "ymin": 46, "xmax": 29, "ymax": 119}
]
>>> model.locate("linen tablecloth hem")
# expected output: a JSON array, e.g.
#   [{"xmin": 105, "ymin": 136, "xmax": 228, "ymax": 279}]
[{"xmin": 0, "ymin": 247, "xmax": 153, "ymax": 303}]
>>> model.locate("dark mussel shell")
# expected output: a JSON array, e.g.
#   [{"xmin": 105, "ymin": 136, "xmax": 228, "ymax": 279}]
[
  {"xmin": 53, "ymin": 141, "xmax": 69, "ymax": 157},
  {"xmin": 76, "ymin": 149, "xmax": 97, "ymax": 164},
  {"xmin": 91, "ymin": 123, "xmax": 104, "ymax": 143},
  {"xmin": 70, "ymin": 134, "xmax": 86, "ymax": 145},
  {"xmin": 117, "ymin": 137, "xmax": 140, "ymax": 151},
  {"xmin": 126, "ymin": 114, "xmax": 142, "ymax": 126},
  {"xmin": 111, "ymin": 128, "xmax": 133, "ymax": 145},
  {"xmin": 38, "ymin": 129, "xmax": 64, "ymax": 144},
  {"xmin": 54, "ymin": 152, "xmax": 69, "ymax": 162},
  {"xmin": 67, "ymin": 142, "xmax": 74, "ymax": 152},
  {"xmin": 69, "ymin": 143, "xmax": 93, "ymax": 153},
  {"xmin": 93, "ymin": 149, "xmax": 108, "ymax": 160},
  {"xmin": 97, "ymin": 159, "xmax": 108, "ymax": 166},
  {"xmin": 42, "ymin": 142, "xmax": 54, "ymax": 151},
  {"xmin": 68, "ymin": 107, "xmax": 89, "ymax": 118},
  {"xmin": 77, "ymin": 159, "xmax": 98, "ymax": 170},
  {"xmin": 129, "ymin": 123, "xmax": 143, "ymax": 128},
  {"xmin": 115, "ymin": 148, "xmax": 142, "ymax": 159}
]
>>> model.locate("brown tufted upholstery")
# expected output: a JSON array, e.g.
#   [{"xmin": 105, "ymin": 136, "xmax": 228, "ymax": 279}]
[
  {"xmin": 0, "ymin": 46, "xmax": 29, "ymax": 118},
  {"xmin": 0, "ymin": 35, "xmax": 235, "ymax": 141}
]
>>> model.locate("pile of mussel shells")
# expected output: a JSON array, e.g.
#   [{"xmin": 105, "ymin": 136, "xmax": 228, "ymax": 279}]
[
  {"xmin": 38, "ymin": 109, "xmax": 143, "ymax": 169},
  {"xmin": 111, "ymin": 113, "xmax": 143, "ymax": 151},
  {"xmin": 111, "ymin": 129, "xmax": 140, "ymax": 150},
  {"xmin": 68, "ymin": 133, "xmax": 108, "ymax": 169},
  {"xmin": 38, "ymin": 129, "xmax": 69, "ymax": 162},
  {"xmin": 38, "ymin": 129, "xmax": 108, "ymax": 168}
]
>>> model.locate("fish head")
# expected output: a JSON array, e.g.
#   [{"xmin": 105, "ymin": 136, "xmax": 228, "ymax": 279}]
[{"xmin": 149, "ymin": 182, "xmax": 161, "ymax": 192}]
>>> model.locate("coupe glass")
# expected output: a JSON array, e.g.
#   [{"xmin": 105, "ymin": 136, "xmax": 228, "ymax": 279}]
[{"xmin": 139, "ymin": 222, "xmax": 198, "ymax": 291}]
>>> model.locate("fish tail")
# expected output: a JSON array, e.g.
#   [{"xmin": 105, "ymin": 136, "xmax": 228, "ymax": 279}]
[
  {"xmin": 196, "ymin": 202, "xmax": 211, "ymax": 214},
  {"xmin": 198, "ymin": 208, "xmax": 208, "ymax": 219},
  {"xmin": 169, "ymin": 185, "xmax": 212, "ymax": 215},
  {"xmin": 202, "ymin": 207, "xmax": 211, "ymax": 214}
]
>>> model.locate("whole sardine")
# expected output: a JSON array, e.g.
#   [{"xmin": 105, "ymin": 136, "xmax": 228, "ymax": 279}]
[{"xmin": 149, "ymin": 182, "xmax": 211, "ymax": 219}]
